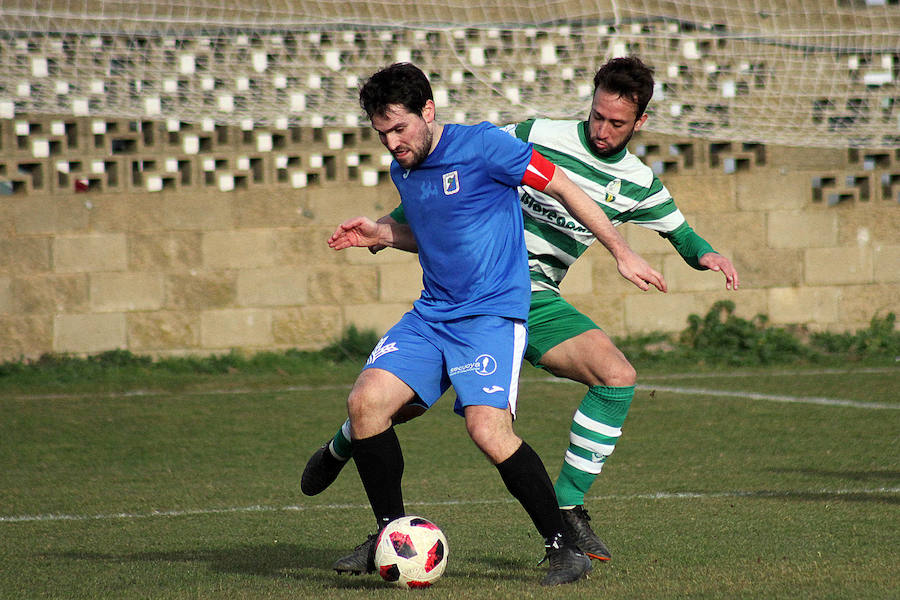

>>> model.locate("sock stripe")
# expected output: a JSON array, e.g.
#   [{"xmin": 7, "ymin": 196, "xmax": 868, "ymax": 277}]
[
  {"xmin": 570, "ymin": 421, "xmax": 619, "ymax": 445},
  {"xmin": 573, "ymin": 410, "xmax": 622, "ymax": 438},
  {"xmin": 569, "ymin": 432, "xmax": 617, "ymax": 456},
  {"xmin": 564, "ymin": 450, "xmax": 605, "ymax": 474}
]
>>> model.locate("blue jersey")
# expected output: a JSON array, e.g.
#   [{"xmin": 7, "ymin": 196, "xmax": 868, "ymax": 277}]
[{"xmin": 390, "ymin": 121, "xmax": 532, "ymax": 322}]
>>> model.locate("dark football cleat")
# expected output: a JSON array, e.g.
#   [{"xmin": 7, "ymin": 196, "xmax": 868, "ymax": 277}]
[
  {"xmin": 561, "ymin": 505, "xmax": 612, "ymax": 561},
  {"xmin": 301, "ymin": 443, "xmax": 348, "ymax": 496},
  {"xmin": 540, "ymin": 543, "xmax": 592, "ymax": 586},
  {"xmin": 333, "ymin": 532, "xmax": 378, "ymax": 575}
]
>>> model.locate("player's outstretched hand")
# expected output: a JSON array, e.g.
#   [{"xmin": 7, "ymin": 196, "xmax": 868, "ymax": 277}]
[
  {"xmin": 328, "ymin": 216, "xmax": 384, "ymax": 250},
  {"xmin": 616, "ymin": 249, "xmax": 667, "ymax": 292},
  {"xmin": 699, "ymin": 252, "xmax": 740, "ymax": 290}
]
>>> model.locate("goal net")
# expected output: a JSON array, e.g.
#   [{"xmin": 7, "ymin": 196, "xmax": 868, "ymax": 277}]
[{"xmin": 1, "ymin": 0, "xmax": 898, "ymax": 148}]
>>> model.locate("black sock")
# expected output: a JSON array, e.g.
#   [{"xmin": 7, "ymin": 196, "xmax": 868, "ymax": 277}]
[
  {"xmin": 352, "ymin": 427, "xmax": 405, "ymax": 529},
  {"xmin": 496, "ymin": 441, "xmax": 569, "ymax": 547}
]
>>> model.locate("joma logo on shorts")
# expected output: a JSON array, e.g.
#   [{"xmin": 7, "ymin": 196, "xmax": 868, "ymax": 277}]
[{"xmin": 366, "ymin": 336, "xmax": 398, "ymax": 365}]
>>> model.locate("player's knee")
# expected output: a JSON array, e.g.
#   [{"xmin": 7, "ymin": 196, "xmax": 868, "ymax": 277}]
[
  {"xmin": 587, "ymin": 352, "xmax": 636, "ymax": 387},
  {"xmin": 464, "ymin": 411, "xmax": 519, "ymax": 463},
  {"xmin": 468, "ymin": 429, "xmax": 512, "ymax": 463},
  {"xmin": 346, "ymin": 392, "xmax": 367, "ymax": 423},
  {"xmin": 464, "ymin": 408, "xmax": 495, "ymax": 440},
  {"xmin": 464, "ymin": 417, "xmax": 489, "ymax": 447},
  {"xmin": 347, "ymin": 384, "xmax": 380, "ymax": 422},
  {"xmin": 606, "ymin": 359, "xmax": 636, "ymax": 387}
]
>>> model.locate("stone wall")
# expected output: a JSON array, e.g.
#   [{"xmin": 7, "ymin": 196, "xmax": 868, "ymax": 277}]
[
  {"xmin": 559, "ymin": 142, "xmax": 900, "ymax": 338},
  {"xmin": 1, "ymin": 119, "xmax": 898, "ymax": 361}
]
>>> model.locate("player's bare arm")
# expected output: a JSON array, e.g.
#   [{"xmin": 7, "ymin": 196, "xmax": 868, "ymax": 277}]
[
  {"xmin": 538, "ymin": 156, "xmax": 667, "ymax": 293},
  {"xmin": 699, "ymin": 252, "xmax": 740, "ymax": 290},
  {"xmin": 367, "ymin": 215, "xmax": 418, "ymax": 255},
  {"xmin": 328, "ymin": 215, "xmax": 416, "ymax": 251}
]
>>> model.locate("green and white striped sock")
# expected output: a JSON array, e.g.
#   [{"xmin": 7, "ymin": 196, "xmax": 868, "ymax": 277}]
[{"xmin": 555, "ymin": 385, "xmax": 634, "ymax": 507}]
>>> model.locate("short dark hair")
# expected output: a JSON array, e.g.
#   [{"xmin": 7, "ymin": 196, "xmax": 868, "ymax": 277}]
[
  {"xmin": 593, "ymin": 56, "xmax": 655, "ymax": 119},
  {"xmin": 359, "ymin": 62, "xmax": 434, "ymax": 120}
]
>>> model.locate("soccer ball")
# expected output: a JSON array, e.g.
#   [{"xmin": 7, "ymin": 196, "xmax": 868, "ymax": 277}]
[{"xmin": 373, "ymin": 516, "xmax": 449, "ymax": 589}]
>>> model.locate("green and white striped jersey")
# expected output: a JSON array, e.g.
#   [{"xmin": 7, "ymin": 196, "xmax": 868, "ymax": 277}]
[
  {"xmin": 508, "ymin": 118, "xmax": 715, "ymax": 293},
  {"xmin": 388, "ymin": 118, "xmax": 716, "ymax": 294}
]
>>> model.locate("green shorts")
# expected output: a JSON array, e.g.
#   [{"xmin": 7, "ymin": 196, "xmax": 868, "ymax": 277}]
[{"xmin": 524, "ymin": 290, "xmax": 601, "ymax": 367}]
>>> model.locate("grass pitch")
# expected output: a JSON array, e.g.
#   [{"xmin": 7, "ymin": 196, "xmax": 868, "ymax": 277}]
[{"xmin": 2, "ymin": 364, "xmax": 898, "ymax": 599}]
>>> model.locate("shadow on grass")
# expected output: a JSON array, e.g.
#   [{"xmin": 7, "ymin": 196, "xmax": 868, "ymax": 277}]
[
  {"xmin": 767, "ymin": 467, "xmax": 900, "ymax": 484},
  {"xmin": 750, "ymin": 477, "xmax": 900, "ymax": 505},
  {"xmin": 765, "ymin": 467, "xmax": 900, "ymax": 503},
  {"xmin": 47, "ymin": 543, "xmax": 533, "ymax": 587},
  {"xmin": 767, "ymin": 490, "xmax": 900, "ymax": 504}
]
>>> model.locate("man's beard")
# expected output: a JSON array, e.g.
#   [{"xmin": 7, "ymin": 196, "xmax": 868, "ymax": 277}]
[
  {"xmin": 592, "ymin": 128, "xmax": 635, "ymax": 158},
  {"xmin": 398, "ymin": 128, "xmax": 433, "ymax": 169}
]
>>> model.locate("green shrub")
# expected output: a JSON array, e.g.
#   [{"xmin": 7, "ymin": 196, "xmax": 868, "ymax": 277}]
[
  {"xmin": 676, "ymin": 301, "xmax": 816, "ymax": 366},
  {"xmin": 320, "ymin": 324, "xmax": 380, "ymax": 362},
  {"xmin": 809, "ymin": 312, "xmax": 899, "ymax": 358}
]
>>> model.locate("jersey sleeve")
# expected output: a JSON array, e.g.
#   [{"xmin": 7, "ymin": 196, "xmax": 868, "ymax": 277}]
[
  {"xmin": 388, "ymin": 204, "xmax": 407, "ymax": 224},
  {"xmin": 661, "ymin": 221, "xmax": 716, "ymax": 270},
  {"xmin": 513, "ymin": 119, "xmax": 536, "ymax": 142},
  {"xmin": 480, "ymin": 122, "xmax": 534, "ymax": 188},
  {"xmin": 620, "ymin": 188, "xmax": 717, "ymax": 270}
]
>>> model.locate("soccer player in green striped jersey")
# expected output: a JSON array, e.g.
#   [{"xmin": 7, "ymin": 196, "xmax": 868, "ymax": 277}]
[{"xmin": 301, "ymin": 56, "xmax": 739, "ymax": 562}]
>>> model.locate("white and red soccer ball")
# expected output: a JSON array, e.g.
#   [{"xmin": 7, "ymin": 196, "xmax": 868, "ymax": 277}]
[{"xmin": 373, "ymin": 516, "xmax": 449, "ymax": 589}]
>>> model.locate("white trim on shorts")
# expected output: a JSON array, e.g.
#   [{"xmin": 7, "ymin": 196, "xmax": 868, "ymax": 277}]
[{"xmin": 506, "ymin": 319, "xmax": 527, "ymax": 419}]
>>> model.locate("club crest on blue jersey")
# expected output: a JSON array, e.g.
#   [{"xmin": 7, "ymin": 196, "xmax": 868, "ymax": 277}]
[{"xmin": 442, "ymin": 170, "xmax": 460, "ymax": 195}]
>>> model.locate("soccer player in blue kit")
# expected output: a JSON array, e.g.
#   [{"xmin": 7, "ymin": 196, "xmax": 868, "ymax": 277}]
[{"xmin": 326, "ymin": 63, "xmax": 665, "ymax": 586}]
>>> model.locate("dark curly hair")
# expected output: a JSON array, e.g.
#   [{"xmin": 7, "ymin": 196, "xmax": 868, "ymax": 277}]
[
  {"xmin": 359, "ymin": 62, "xmax": 434, "ymax": 120},
  {"xmin": 593, "ymin": 56, "xmax": 655, "ymax": 119}
]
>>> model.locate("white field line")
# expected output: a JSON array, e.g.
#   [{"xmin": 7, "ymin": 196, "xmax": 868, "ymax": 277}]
[
  {"xmin": 6, "ymin": 366, "xmax": 899, "ymax": 405},
  {"xmin": 531, "ymin": 373, "xmax": 900, "ymax": 410},
  {"xmin": 3, "ymin": 487, "xmax": 898, "ymax": 524},
  {"xmin": 637, "ymin": 367, "xmax": 899, "ymax": 380},
  {"xmin": 636, "ymin": 384, "xmax": 898, "ymax": 410}
]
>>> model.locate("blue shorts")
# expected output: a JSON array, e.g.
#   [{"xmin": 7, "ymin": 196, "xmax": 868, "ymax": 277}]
[{"xmin": 363, "ymin": 310, "xmax": 527, "ymax": 418}]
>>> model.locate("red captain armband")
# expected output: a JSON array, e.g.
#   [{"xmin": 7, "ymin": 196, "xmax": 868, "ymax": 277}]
[{"xmin": 520, "ymin": 149, "xmax": 557, "ymax": 192}]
